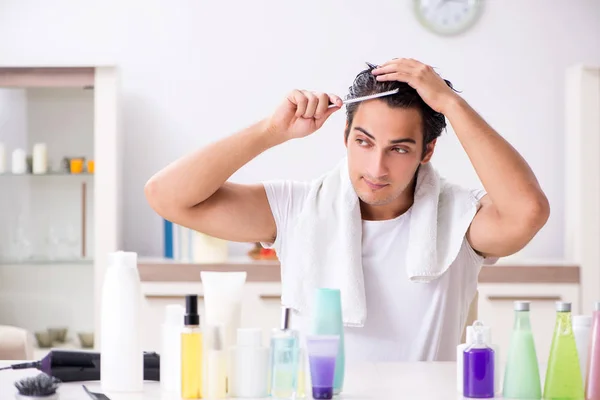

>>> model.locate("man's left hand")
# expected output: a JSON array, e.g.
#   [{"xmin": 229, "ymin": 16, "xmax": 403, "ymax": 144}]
[{"xmin": 371, "ymin": 58, "xmax": 460, "ymax": 114}]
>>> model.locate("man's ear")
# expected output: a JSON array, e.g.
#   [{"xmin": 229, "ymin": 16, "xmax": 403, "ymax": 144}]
[{"xmin": 421, "ymin": 139, "xmax": 437, "ymax": 164}]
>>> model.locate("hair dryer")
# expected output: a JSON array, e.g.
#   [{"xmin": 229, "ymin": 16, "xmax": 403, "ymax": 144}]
[{"xmin": 0, "ymin": 349, "xmax": 159, "ymax": 382}]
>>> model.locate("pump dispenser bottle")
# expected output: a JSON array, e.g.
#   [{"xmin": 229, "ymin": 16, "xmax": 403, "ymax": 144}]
[
  {"xmin": 181, "ymin": 295, "xmax": 203, "ymax": 399},
  {"xmin": 269, "ymin": 307, "xmax": 299, "ymax": 399}
]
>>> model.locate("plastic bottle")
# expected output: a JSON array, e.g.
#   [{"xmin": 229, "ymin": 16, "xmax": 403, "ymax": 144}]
[
  {"xmin": 205, "ymin": 325, "xmax": 226, "ymax": 399},
  {"xmin": 502, "ymin": 301, "xmax": 541, "ymax": 399},
  {"xmin": 11, "ymin": 148, "xmax": 26, "ymax": 174},
  {"xmin": 181, "ymin": 294, "xmax": 203, "ymax": 399},
  {"xmin": 463, "ymin": 322, "xmax": 495, "ymax": 398},
  {"xmin": 310, "ymin": 288, "xmax": 345, "ymax": 394},
  {"xmin": 573, "ymin": 315, "xmax": 592, "ymax": 383},
  {"xmin": 586, "ymin": 301, "xmax": 600, "ymax": 400},
  {"xmin": 269, "ymin": 307, "xmax": 299, "ymax": 398},
  {"xmin": 543, "ymin": 301, "xmax": 584, "ymax": 399},
  {"xmin": 100, "ymin": 251, "xmax": 143, "ymax": 393},
  {"xmin": 32, "ymin": 143, "xmax": 47, "ymax": 174},
  {"xmin": 229, "ymin": 328, "xmax": 269, "ymax": 398},
  {"xmin": 457, "ymin": 321, "xmax": 500, "ymax": 395},
  {"xmin": 160, "ymin": 304, "xmax": 184, "ymax": 395}
]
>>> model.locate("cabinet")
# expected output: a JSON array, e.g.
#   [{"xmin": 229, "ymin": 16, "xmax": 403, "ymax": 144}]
[
  {"xmin": 477, "ymin": 282, "xmax": 580, "ymax": 368},
  {"xmin": 0, "ymin": 67, "xmax": 122, "ymax": 353}
]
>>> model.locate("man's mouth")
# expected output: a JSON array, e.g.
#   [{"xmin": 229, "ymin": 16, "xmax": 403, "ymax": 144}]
[{"xmin": 363, "ymin": 177, "xmax": 389, "ymax": 190}]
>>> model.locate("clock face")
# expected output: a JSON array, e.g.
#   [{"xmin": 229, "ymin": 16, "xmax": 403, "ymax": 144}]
[{"xmin": 414, "ymin": 0, "xmax": 484, "ymax": 36}]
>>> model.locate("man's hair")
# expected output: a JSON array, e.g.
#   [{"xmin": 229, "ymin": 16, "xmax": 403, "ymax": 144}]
[{"xmin": 344, "ymin": 65, "xmax": 455, "ymax": 157}]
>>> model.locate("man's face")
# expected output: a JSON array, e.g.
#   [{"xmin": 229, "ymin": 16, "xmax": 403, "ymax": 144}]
[{"xmin": 345, "ymin": 100, "xmax": 434, "ymax": 207}]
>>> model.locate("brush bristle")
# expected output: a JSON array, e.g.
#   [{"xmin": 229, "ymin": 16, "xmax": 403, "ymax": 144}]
[{"xmin": 14, "ymin": 373, "xmax": 60, "ymax": 396}]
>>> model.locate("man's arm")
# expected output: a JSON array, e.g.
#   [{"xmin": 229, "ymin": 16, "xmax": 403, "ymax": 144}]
[
  {"xmin": 144, "ymin": 90, "xmax": 342, "ymax": 243},
  {"xmin": 372, "ymin": 59, "xmax": 549, "ymax": 258},
  {"xmin": 443, "ymin": 98, "xmax": 549, "ymax": 257}
]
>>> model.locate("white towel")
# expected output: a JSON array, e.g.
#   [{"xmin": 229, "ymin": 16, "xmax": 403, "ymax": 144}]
[{"xmin": 280, "ymin": 157, "xmax": 481, "ymax": 327}]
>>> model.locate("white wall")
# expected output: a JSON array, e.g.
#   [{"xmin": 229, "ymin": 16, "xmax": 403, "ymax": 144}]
[{"xmin": 0, "ymin": 0, "xmax": 599, "ymax": 260}]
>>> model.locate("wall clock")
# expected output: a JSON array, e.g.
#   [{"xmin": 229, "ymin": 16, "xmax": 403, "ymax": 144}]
[{"xmin": 413, "ymin": 0, "xmax": 484, "ymax": 36}]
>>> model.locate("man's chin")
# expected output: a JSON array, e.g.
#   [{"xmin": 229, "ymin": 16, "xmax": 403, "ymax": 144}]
[{"xmin": 356, "ymin": 191, "xmax": 395, "ymax": 206}]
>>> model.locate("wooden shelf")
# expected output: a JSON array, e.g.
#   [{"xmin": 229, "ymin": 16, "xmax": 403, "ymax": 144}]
[
  {"xmin": 0, "ymin": 67, "xmax": 94, "ymax": 88},
  {"xmin": 137, "ymin": 257, "xmax": 580, "ymax": 284}
]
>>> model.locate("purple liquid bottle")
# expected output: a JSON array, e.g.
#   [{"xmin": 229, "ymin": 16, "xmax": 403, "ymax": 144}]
[{"xmin": 464, "ymin": 324, "xmax": 495, "ymax": 398}]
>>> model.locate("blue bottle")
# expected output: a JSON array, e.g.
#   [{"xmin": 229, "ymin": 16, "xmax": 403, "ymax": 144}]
[
  {"xmin": 463, "ymin": 323, "xmax": 495, "ymax": 398},
  {"xmin": 269, "ymin": 307, "xmax": 299, "ymax": 399},
  {"xmin": 310, "ymin": 288, "xmax": 345, "ymax": 395}
]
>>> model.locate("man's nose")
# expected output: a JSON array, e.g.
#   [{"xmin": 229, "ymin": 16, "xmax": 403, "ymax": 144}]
[{"xmin": 368, "ymin": 151, "xmax": 388, "ymax": 180}]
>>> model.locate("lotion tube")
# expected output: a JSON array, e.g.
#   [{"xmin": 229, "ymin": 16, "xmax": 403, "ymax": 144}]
[{"xmin": 200, "ymin": 271, "xmax": 246, "ymax": 350}]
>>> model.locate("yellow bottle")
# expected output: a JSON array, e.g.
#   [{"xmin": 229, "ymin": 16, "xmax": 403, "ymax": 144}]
[{"xmin": 182, "ymin": 294, "xmax": 203, "ymax": 399}]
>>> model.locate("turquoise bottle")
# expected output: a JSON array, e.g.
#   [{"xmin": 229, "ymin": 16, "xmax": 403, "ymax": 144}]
[
  {"xmin": 502, "ymin": 301, "xmax": 542, "ymax": 399},
  {"xmin": 310, "ymin": 288, "xmax": 345, "ymax": 394},
  {"xmin": 543, "ymin": 301, "xmax": 584, "ymax": 400}
]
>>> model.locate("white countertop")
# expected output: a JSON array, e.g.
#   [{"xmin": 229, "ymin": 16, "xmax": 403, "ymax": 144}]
[{"xmin": 1, "ymin": 360, "xmax": 505, "ymax": 399}]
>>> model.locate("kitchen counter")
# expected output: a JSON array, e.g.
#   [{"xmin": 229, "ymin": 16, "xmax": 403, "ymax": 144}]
[
  {"xmin": 0, "ymin": 360, "xmax": 511, "ymax": 399},
  {"xmin": 137, "ymin": 256, "xmax": 580, "ymax": 284}
]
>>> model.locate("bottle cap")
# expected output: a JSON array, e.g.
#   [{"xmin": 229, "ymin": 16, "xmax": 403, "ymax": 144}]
[
  {"xmin": 472, "ymin": 323, "xmax": 487, "ymax": 345},
  {"xmin": 556, "ymin": 302, "xmax": 571, "ymax": 312},
  {"xmin": 573, "ymin": 315, "xmax": 592, "ymax": 327},
  {"xmin": 466, "ymin": 320, "xmax": 491, "ymax": 344},
  {"xmin": 184, "ymin": 295, "xmax": 200, "ymax": 326},
  {"xmin": 108, "ymin": 251, "xmax": 137, "ymax": 269},
  {"xmin": 237, "ymin": 328, "xmax": 262, "ymax": 347},
  {"xmin": 280, "ymin": 307, "xmax": 292, "ymax": 330},
  {"xmin": 164, "ymin": 304, "xmax": 184, "ymax": 327},
  {"xmin": 595, "ymin": 302, "xmax": 600, "ymax": 312},
  {"xmin": 514, "ymin": 301, "xmax": 530, "ymax": 311}
]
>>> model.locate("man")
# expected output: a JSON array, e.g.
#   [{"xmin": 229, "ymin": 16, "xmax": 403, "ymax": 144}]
[{"xmin": 145, "ymin": 58, "xmax": 549, "ymax": 361}]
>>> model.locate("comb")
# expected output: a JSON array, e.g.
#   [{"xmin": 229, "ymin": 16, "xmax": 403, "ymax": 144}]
[{"xmin": 328, "ymin": 88, "xmax": 399, "ymax": 109}]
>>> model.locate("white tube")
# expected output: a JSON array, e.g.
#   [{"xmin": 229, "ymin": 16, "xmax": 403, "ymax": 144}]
[{"xmin": 200, "ymin": 271, "xmax": 247, "ymax": 350}]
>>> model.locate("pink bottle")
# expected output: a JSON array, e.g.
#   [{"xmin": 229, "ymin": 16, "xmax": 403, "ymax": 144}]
[{"xmin": 586, "ymin": 301, "xmax": 600, "ymax": 400}]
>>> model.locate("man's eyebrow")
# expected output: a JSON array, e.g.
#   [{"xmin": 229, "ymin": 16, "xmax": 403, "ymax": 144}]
[{"xmin": 354, "ymin": 127, "xmax": 417, "ymax": 145}]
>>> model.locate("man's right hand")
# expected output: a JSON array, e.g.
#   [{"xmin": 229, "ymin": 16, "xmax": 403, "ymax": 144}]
[{"xmin": 267, "ymin": 89, "xmax": 343, "ymax": 141}]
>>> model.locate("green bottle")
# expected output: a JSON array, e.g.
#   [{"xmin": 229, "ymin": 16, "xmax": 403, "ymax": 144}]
[
  {"xmin": 503, "ymin": 301, "xmax": 542, "ymax": 399},
  {"xmin": 543, "ymin": 301, "xmax": 584, "ymax": 400}
]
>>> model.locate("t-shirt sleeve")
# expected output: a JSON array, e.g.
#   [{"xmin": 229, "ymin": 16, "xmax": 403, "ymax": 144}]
[
  {"xmin": 260, "ymin": 180, "xmax": 311, "ymax": 258},
  {"xmin": 465, "ymin": 188, "xmax": 499, "ymax": 266}
]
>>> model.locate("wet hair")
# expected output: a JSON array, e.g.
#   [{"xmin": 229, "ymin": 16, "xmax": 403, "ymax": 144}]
[{"xmin": 344, "ymin": 65, "xmax": 456, "ymax": 157}]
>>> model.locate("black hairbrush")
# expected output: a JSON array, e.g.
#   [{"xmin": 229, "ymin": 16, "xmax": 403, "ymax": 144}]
[{"xmin": 14, "ymin": 373, "xmax": 60, "ymax": 399}]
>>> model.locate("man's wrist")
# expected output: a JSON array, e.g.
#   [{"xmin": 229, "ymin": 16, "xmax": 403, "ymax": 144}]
[
  {"xmin": 256, "ymin": 118, "xmax": 289, "ymax": 148},
  {"xmin": 440, "ymin": 94, "xmax": 467, "ymax": 119}
]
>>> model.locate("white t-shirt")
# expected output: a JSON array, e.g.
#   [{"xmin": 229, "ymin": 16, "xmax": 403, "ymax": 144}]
[{"xmin": 262, "ymin": 179, "xmax": 491, "ymax": 362}]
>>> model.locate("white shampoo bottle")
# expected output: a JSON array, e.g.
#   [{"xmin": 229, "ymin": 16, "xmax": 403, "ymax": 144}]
[
  {"xmin": 160, "ymin": 304, "xmax": 185, "ymax": 395},
  {"xmin": 573, "ymin": 315, "xmax": 592, "ymax": 382},
  {"xmin": 100, "ymin": 251, "xmax": 143, "ymax": 393},
  {"xmin": 229, "ymin": 328, "xmax": 269, "ymax": 398}
]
